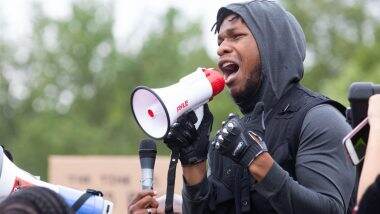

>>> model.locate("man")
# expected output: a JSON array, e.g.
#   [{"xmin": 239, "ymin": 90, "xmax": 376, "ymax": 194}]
[{"xmin": 163, "ymin": 1, "xmax": 356, "ymax": 213}]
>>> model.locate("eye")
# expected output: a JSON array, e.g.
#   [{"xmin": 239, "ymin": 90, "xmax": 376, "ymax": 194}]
[{"xmin": 233, "ymin": 34, "xmax": 245, "ymax": 41}]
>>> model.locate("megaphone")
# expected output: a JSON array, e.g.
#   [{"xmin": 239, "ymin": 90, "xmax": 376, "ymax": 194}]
[
  {"xmin": 131, "ymin": 68, "xmax": 225, "ymax": 139},
  {"xmin": 0, "ymin": 147, "xmax": 113, "ymax": 214}
]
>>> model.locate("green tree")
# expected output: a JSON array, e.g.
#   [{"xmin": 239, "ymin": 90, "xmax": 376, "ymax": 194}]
[
  {"xmin": 0, "ymin": 23, "xmax": 18, "ymax": 150},
  {"xmin": 1, "ymin": 2, "xmax": 237, "ymax": 179},
  {"xmin": 284, "ymin": 0, "xmax": 380, "ymax": 97}
]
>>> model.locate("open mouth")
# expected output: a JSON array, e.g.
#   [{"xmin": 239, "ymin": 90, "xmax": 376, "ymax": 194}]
[{"xmin": 219, "ymin": 61, "xmax": 239, "ymax": 84}]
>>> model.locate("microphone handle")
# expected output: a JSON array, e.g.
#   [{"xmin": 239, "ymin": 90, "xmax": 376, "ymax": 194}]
[
  {"xmin": 140, "ymin": 157, "xmax": 155, "ymax": 190},
  {"xmin": 141, "ymin": 168, "xmax": 153, "ymax": 190}
]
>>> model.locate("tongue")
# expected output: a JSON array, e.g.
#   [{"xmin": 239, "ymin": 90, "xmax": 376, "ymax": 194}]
[{"xmin": 224, "ymin": 63, "xmax": 239, "ymax": 75}]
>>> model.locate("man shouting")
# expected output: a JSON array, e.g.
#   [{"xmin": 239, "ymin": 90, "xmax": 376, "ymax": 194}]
[{"xmin": 163, "ymin": 1, "xmax": 356, "ymax": 213}]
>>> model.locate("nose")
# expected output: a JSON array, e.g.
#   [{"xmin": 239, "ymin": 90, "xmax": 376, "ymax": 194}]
[{"xmin": 217, "ymin": 41, "xmax": 233, "ymax": 57}]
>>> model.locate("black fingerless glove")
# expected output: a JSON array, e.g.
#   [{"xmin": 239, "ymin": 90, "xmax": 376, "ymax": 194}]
[
  {"xmin": 212, "ymin": 102, "xmax": 267, "ymax": 167},
  {"xmin": 164, "ymin": 104, "xmax": 213, "ymax": 166}
]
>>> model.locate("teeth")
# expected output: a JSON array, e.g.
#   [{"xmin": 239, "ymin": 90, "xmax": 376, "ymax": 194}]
[{"xmin": 222, "ymin": 62, "xmax": 233, "ymax": 68}]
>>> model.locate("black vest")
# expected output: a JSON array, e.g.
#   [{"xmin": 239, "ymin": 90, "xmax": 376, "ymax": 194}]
[{"xmin": 208, "ymin": 84, "xmax": 345, "ymax": 213}]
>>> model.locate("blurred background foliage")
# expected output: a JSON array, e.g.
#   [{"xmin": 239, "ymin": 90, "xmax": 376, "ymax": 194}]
[{"xmin": 0, "ymin": 0, "xmax": 379, "ymax": 179}]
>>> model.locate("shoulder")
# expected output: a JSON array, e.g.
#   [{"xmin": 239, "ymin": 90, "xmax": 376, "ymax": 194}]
[{"xmin": 300, "ymin": 104, "xmax": 352, "ymax": 145}]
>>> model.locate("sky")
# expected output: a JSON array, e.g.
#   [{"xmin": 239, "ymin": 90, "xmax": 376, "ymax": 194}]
[
  {"xmin": 1, "ymin": 0, "xmax": 380, "ymax": 58},
  {"xmin": 0, "ymin": 0, "xmax": 246, "ymax": 59}
]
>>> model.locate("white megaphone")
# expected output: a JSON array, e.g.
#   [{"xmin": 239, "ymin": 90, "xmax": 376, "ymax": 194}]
[
  {"xmin": 0, "ymin": 147, "xmax": 113, "ymax": 214},
  {"xmin": 131, "ymin": 67, "xmax": 225, "ymax": 139}
]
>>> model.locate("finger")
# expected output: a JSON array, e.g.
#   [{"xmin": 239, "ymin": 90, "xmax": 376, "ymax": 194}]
[
  {"xmin": 166, "ymin": 124, "xmax": 183, "ymax": 142},
  {"xmin": 164, "ymin": 131, "xmax": 175, "ymax": 143},
  {"xmin": 221, "ymin": 126, "xmax": 236, "ymax": 142},
  {"xmin": 168, "ymin": 125, "xmax": 189, "ymax": 145},
  {"xmin": 186, "ymin": 111, "xmax": 198, "ymax": 124},
  {"xmin": 176, "ymin": 112, "xmax": 191, "ymax": 124},
  {"xmin": 181, "ymin": 119, "xmax": 195, "ymax": 131},
  {"xmin": 176, "ymin": 130, "xmax": 191, "ymax": 145},
  {"xmin": 170, "ymin": 122, "xmax": 181, "ymax": 133},
  {"xmin": 174, "ymin": 113, "xmax": 195, "ymax": 132},
  {"xmin": 182, "ymin": 120, "xmax": 197, "ymax": 139},
  {"xmin": 130, "ymin": 190, "xmax": 156, "ymax": 205},
  {"xmin": 149, "ymin": 208, "xmax": 158, "ymax": 214},
  {"xmin": 149, "ymin": 199, "xmax": 159, "ymax": 208},
  {"xmin": 180, "ymin": 129, "xmax": 195, "ymax": 144},
  {"xmin": 173, "ymin": 119, "xmax": 195, "ymax": 140},
  {"xmin": 174, "ymin": 122, "xmax": 195, "ymax": 139},
  {"xmin": 136, "ymin": 195, "xmax": 158, "ymax": 209},
  {"xmin": 133, "ymin": 208, "xmax": 158, "ymax": 214}
]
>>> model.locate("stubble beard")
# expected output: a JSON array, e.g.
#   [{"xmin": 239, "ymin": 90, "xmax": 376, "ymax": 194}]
[{"xmin": 230, "ymin": 65, "xmax": 262, "ymax": 107}]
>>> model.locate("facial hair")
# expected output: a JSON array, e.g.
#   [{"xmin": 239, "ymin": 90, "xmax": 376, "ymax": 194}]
[{"xmin": 231, "ymin": 64, "xmax": 262, "ymax": 114}]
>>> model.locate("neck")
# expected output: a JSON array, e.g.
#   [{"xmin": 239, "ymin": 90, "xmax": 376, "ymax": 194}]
[
  {"xmin": 235, "ymin": 77, "xmax": 266, "ymax": 115},
  {"xmin": 236, "ymin": 93, "xmax": 262, "ymax": 114}
]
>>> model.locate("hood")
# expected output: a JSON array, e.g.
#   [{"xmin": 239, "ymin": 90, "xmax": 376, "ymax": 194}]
[{"xmin": 216, "ymin": 0, "xmax": 306, "ymax": 113}]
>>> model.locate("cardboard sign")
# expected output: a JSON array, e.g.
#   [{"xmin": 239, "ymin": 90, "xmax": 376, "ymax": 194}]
[{"xmin": 48, "ymin": 156, "xmax": 183, "ymax": 214}]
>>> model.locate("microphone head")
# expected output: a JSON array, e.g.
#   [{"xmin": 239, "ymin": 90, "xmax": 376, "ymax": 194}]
[{"xmin": 139, "ymin": 139, "xmax": 157, "ymax": 159}]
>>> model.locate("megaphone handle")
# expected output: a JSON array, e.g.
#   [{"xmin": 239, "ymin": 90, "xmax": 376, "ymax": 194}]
[
  {"xmin": 71, "ymin": 189, "xmax": 103, "ymax": 212},
  {"xmin": 193, "ymin": 105, "xmax": 204, "ymax": 130}
]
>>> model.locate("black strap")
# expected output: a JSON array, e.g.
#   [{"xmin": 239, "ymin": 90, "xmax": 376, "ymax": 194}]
[
  {"xmin": 71, "ymin": 189, "xmax": 103, "ymax": 211},
  {"xmin": 165, "ymin": 151, "xmax": 179, "ymax": 214},
  {"xmin": 234, "ymin": 168, "xmax": 242, "ymax": 214},
  {"xmin": 241, "ymin": 169, "xmax": 251, "ymax": 213}
]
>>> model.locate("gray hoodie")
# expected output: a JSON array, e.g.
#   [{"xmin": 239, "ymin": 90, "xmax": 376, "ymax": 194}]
[{"xmin": 215, "ymin": 0, "xmax": 305, "ymax": 114}]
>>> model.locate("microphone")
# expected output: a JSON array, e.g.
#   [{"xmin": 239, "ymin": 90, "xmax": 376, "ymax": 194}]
[{"xmin": 139, "ymin": 139, "xmax": 157, "ymax": 190}]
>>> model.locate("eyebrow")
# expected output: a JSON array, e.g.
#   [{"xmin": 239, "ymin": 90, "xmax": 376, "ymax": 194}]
[{"xmin": 217, "ymin": 27, "xmax": 238, "ymax": 41}]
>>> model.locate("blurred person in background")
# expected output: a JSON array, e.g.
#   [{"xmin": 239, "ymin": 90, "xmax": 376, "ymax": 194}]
[
  {"xmin": 356, "ymin": 94, "xmax": 380, "ymax": 214},
  {"xmin": 162, "ymin": 1, "xmax": 356, "ymax": 213},
  {"xmin": 0, "ymin": 186, "xmax": 73, "ymax": 214}
]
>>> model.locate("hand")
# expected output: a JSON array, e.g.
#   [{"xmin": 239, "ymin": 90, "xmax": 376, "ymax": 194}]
[
  {"xmin": 163, "ymin": 104, "xmax": 213, "ymax": 166},
  {"xmin": 128, "ymin": 190, "xmax": 159, "ymax": 214},
  {"xmin": 212, "ymin": 102, "xmax": 267, "ymax": 167},
  {"xmin": 357, "ymin": 95, "xmax": 380, "ymax": 203}
]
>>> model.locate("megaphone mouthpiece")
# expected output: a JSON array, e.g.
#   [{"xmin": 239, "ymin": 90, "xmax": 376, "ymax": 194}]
[{"xmin": 204, "ymin": 69, "xmax": 225, "ymax": 97}]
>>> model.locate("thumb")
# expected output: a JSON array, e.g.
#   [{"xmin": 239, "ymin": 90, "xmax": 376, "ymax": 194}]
[
  {"xmin": 187, "ymin": 111, "xmax": 198, "ymax": 125},
  {"xmin": 177, "ymin": 111, "xmax": 197, "ymax": 125}
]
